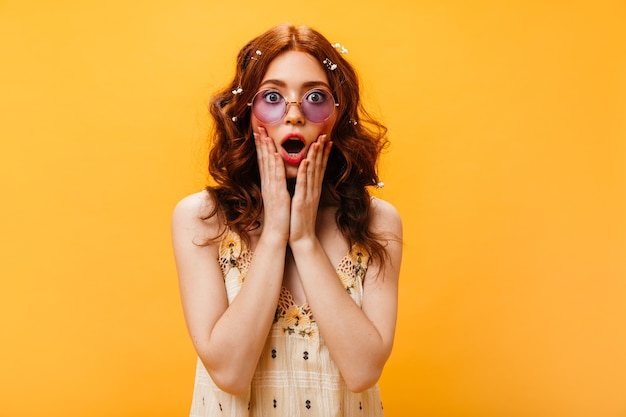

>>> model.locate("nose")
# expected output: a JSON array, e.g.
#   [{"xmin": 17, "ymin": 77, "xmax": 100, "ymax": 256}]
[{"xmin": 284, "ymin": 101, "xmax": 305, "ymax": 124}]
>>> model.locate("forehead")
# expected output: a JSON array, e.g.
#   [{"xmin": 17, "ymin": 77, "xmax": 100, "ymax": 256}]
[{"xmin": 261, "ymin": 51, "xmax": 329, "ymax": 87}]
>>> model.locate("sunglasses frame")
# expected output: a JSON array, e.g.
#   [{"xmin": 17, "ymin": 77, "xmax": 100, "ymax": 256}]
[{"xmin": 247, "ymin": 87, "xmax": 339, "ymax": 124}]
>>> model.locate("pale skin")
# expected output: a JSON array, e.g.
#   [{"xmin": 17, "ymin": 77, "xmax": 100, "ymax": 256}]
[{"xmin": 172, "ymin": 51, "xmax": 403, "ymax": 396}]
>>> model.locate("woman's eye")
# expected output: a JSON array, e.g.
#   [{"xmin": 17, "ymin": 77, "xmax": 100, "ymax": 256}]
[
  {"xmin": 263, "ymin": 91, "xmax": 282, "ymax": 103},
  {"xmin": 306, "ymin": 90, "xmax": 327, "ymax": 104}
]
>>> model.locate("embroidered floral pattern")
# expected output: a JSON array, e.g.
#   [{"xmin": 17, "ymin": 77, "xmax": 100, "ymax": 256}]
[
  {"xmin": 283, "ymin": 304, "xmax": 309, "ymax": 327},
  {"xmin": 218, "ymin": 229, "xmax": 250, "ymax": 284},
  {"xmin": 337, "ymin": 244, "xmax": 369, "ymax": 295},
  {"xmin": 219, "ymin": 229, "xmax": 240, "ymax": 268},
  {"xmin": 337, "ymin": 270, "xmax": 354, "ymax": 293},
  {"xmin": 275, "ymin": 288, "xmax": 317, "ymax": 339}
]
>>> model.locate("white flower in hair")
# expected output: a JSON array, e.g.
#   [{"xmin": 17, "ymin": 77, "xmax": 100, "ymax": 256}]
[
  {"xmin": 332, "ymin": 42, "xmax": 348, "ymax": 54},
  {"xmin": 322, "ymin": 58, "xmax": 337, "ymax": 71}
]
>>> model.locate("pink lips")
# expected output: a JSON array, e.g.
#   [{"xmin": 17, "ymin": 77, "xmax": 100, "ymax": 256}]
[{"xmin": 280, "ymin": 133, "xmax": 306, "ymax": 165}]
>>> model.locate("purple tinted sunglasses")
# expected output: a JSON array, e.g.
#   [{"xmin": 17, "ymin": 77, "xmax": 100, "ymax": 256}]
[{"xmin": 248, "ymin": 88, "xmax": 339, "ymax": 124}]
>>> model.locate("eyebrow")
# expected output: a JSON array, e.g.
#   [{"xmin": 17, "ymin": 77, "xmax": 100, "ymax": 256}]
[{"xmin": 259, "ymin": 79, "xmax": 332, "ymax": 90}]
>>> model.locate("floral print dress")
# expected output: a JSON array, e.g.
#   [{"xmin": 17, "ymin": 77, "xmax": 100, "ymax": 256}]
[{"xmin": 188, "ymin": 228, "xmax": 385, "ymax": 417}]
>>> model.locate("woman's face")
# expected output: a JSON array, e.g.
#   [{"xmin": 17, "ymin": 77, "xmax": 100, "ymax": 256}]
[{"xmin": 251, "ymin": 50, "xmax": 338, "ymax": 178}]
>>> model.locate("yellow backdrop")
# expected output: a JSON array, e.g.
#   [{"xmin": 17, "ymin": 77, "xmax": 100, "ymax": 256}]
[{"xmin": 1, "ymin": 1, "xmax": 625, "ymax": 416}]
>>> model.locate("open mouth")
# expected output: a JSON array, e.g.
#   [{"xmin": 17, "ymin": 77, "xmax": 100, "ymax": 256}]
[{"xmin": 282, "ymin": 138, "xmax": 305, "ymax": 156}]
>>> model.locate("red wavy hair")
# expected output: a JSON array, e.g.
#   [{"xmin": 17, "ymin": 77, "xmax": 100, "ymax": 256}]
[{"xmin": 205, "ymin": 24, "xmax": 390, "ymax": 266}]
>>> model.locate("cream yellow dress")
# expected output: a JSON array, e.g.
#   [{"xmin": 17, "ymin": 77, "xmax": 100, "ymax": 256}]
[{"xmin": 189, "ymin": 228, "xmax": 385, "ymax": 417}]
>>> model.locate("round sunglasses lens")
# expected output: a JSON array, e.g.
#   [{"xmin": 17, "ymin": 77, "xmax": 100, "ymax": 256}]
[
  {"xmin": 301, "ymin": 90, "xmax": 335, "ymax": 122},
  {"xmin": 252, "ymin": 91, "xmax": 286, "ymax": 123}
]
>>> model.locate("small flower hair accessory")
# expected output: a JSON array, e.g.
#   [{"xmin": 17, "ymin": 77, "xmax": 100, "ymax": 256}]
[
  {"xmin": 250, "ymin": 49, "xmax": 262, "ymax": 60},
  {"xmin": 232, "ymin": 87, "xmax": 243, "ymax": 95},
  {"xmin": 322, "ymin": 58, "xmax": 337, "ymax": 71},
  {"xmin": 332, "ymin": 42, "xmax": 348, "ymax": 54},
  {"xmin": 376, "ymin": 181, "xmax": 385, "ymax": 189}
]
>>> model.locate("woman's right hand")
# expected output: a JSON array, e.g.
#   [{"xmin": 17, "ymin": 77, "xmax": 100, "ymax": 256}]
[{"xmin": 254, "ymin": 127, "xmax": 291, "ymax": 243}]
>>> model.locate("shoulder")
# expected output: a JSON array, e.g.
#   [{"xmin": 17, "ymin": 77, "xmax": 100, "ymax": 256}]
[
  {"xmin": 172, "ymin": 190, "xmax": 224, "ymax": 240},
  {"xmin": 366, "ymin": 197, "xmax": 403, "ymax": 279},
  {"xmin": 173, "ymin": 190, "xmax": 212, "ymax": 215},
  {"xmin": 172, "ymin": 190, "xmax": 213, "ymax": 223},
  {"xmin": 369, "ymin": 196, "xmax": 401, "ymax": 218},
  {"xmin": 369, "ymin": 197, "xmax": 402, "ymax": 238}
]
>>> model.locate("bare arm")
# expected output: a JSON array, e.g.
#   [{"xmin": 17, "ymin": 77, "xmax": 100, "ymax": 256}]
[
  {"xmin": 290, "ymin": 198, "xmax": 402, "ymax": 392},
  {"xmin": 172, "ymin": 193, "xmax": 287, "ymax": 395},
  {"xmin": 287, "ymin": 137, "xmax": 402, "ymax": 392},
  {"xmin": 172, "ymin": 130, "xmax": 292, "ymax": 396}
]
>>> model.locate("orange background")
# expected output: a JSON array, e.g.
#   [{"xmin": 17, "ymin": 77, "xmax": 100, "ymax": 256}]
[{"xmin": 1, "ymin": 1, "xmax": 625, "ymax": 416}]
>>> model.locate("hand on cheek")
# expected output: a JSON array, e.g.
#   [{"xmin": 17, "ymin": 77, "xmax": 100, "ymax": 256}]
[
  {"xmin": 289, "ymin": 134, "xmax": 333, "ymax": 245},
  {"xmin": 254, "ymin": 127, "xmax": 291, "ymax": 241}
]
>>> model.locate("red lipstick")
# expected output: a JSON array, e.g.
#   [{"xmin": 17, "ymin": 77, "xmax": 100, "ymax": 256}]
[{"xmin": 280, "ymin": 133, "xmax": 306, "ymax": 165}]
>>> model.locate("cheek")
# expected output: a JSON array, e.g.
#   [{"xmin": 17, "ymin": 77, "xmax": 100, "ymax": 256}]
[
  {"xmin": 251, "ymin": 118, "xmax": 280, "ymax": 144},
  {"xmin": 251, "ymin": 117, "xmax": 273, "ymax": 138},
  {"xmin": 320, "ymin": 115, "xmax": 338, "ymax": 135}
]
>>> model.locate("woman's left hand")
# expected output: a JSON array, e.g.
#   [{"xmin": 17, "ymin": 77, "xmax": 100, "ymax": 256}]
[{"xmin": 288, "ymin": 134, "xmax": 332, "ymax": 245}]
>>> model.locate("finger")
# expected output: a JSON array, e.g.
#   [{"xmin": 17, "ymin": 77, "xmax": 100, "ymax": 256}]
[
  {"xmin": 261, "ymin": 127, "xmax": 282, "ymax": 176},
  {"xmin": 255, "ymin": 131, "xmax": 268, "ymax": 159},
  {"xmin": 316, "ymin": 135, "xmax": 329, "ymax": 177},
  {"xmin": 308, "ymin": 136, "xmax": 328, "ymax": 194},
  {"xmin": 258, "ymin": 126, "xmax": 279, "ymax": 154},
  {"xmin": 259, "ymin": 128, "xmax": 288, "ymax": 190},
  {"xmin": 308, "ymin": 142, "xmax": 322, "ymax": 195},
  {"xmin": 320, "ymin": 139, "xmax": 332, "ymax": 175},
  {"xmin": 272, "ymin": 151, "xmax": 287, "ymax": 186},
  {"xmin": 257, "ymin": 128, "xmax": 269, "ymax": 160},
  {"xmin": 294, "ymin": 159, "xmax": 308, "ymax": 199},
  {"xmin": 256, "ymin": 130, "xmax": 277, "ymax": 191},
  {"xmin": 254, "ymin": 131, "xmax": 268, "ymax": 178},
  {"xmin": 256, "ymin": 128, "xmax": 275, "ymax": 178}
]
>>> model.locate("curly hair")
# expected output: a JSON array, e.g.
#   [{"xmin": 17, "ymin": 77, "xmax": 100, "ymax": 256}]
[{"xmin": 205, "ymin": 24, "xmax": 390, "ymax": 267}]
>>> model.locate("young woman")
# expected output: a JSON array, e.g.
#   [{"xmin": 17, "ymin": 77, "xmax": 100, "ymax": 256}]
[{"xmin": 172, "ymin": 24, "xmax": 403, "ymax": 417}]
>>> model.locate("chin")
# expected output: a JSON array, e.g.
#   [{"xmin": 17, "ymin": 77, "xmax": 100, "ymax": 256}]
[{"xmin": 285, "ymin": 165, "xmax": 299, "ymax": 179}]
